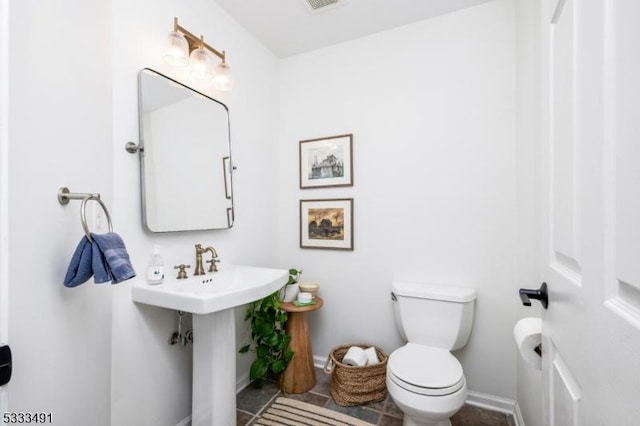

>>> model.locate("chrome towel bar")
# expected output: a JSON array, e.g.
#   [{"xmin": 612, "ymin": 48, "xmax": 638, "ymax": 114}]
[{"xmin": 58, "ymin": 187, "xmax": 113, "ymax": 242}]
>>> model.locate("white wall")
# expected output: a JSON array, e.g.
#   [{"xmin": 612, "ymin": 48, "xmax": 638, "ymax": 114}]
[
  {"xmin": 6, "ymin": 0, "xmax": 281, "ymax": 425},
  {"xmin": 7, "ymin": 1, "xmax": 113, "ymax": 424},
  {"xmin": 110, "ymin": 0, "xmax": 281, "ymax": 424},
  {"xmin": 278, "ymin": 0, "xmax": 520, "ymax": 400}
]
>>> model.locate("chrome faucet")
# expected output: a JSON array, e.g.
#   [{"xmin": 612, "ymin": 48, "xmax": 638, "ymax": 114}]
[{"xmin": 194, "ymin": 244, "xmax": 219, "ymax": 275}]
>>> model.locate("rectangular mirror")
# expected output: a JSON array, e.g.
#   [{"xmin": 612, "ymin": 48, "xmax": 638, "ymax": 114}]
[{"xmin": 137, "ymin": 68, "xmax": 233, "ymax": 232}]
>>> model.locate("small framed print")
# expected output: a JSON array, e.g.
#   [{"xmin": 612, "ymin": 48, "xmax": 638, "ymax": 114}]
[
  {"xmin": 300, "ymin": 198, "xmax": 353, "ymax": 250},
  {"xmin": 299, "ymin": 134, "xmax": 353, "ymax": 189}
]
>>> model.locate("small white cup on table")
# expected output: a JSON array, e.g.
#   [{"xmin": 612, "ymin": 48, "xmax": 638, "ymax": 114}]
[{"xmin": 297, "ymin": 292, "xmax": 313, "ymax": 304}]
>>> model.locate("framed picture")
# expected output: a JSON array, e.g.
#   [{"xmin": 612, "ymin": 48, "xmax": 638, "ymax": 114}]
[
  {"xmin": 300, "ymin": 198, "xmax": 353, "ymax": 250},
  {"xmin": 299, "ymin": 134, "xmax": 353, "ymax": 189}
]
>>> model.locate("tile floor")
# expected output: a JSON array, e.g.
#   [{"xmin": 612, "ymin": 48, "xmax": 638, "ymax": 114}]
[{"xmin": 236, "ymin": 368, "xmax": 516, "ymax": 426}]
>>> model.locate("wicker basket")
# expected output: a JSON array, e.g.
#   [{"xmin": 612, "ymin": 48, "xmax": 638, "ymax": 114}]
[{"xmin": 323, "ymin": 344, "xmax": 388, "ymax": 406}]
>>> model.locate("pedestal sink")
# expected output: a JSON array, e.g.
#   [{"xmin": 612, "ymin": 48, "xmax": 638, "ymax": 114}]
[{"xmin": 131, "ymin": 263, "xmax": 287, "ymax": 426}]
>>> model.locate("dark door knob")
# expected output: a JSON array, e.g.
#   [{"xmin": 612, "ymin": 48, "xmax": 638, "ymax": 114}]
[
  {"xmin": 0, "ymin": 345, "xmax": 11, "ymax": 386},
  {"xmin": 519, "ymin": 282, "xmax": 548, "ymax": 309}
]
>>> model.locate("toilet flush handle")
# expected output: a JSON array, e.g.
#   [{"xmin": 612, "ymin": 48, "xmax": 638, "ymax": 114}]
[
  {"xmin": 519, "ymin": 282, "xmax": 549, "ymax": 309},
  {"xmin": 391, "ymin": 292, "xmax": 397, "ymax": 302}
]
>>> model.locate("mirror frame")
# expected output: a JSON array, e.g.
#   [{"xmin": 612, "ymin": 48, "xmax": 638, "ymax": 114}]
[{"xmin": 137, "ymin": 68, "xmax": 234, "ymax": 232}]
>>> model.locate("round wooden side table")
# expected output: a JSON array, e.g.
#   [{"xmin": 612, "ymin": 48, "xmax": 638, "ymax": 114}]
[{"xmin": 279, "ymin": 297, "xmax": 324, "ymax": 394}]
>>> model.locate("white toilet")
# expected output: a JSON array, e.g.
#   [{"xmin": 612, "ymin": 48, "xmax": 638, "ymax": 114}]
[{"xmin": 387, "ymin": 281, "xmax": 477, "ymax": 426}]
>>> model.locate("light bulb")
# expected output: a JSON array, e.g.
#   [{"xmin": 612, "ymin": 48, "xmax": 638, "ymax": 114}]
[
  {"xmin": 189, "ymin": 48, "xmax": 214, "ymax": 80},
  {"xmin": 212, "ymin": 62, "xmax": 234, "ymax": 92},
  {"xmin": 163, "ymin": 31, "xmax": 189, "ymax": 67}
]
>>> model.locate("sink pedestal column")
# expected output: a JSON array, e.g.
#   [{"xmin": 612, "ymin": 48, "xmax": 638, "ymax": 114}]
[{"xmin": 192, "ymin": 309, "xmax": 236, "ymax": 426}]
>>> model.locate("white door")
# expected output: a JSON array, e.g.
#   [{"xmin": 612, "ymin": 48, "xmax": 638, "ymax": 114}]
[{"xmin": 540, "ymin": 0, "xmax": 640, "ymax": 424}]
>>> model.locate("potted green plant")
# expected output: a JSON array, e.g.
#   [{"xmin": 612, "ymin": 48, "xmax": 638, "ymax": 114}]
[
  {"xmin": 239, "ymin": 268, "xmax": 301, "ymax": 388},
  {"xmin": 280, "ymin": 268, "xmax": 302, "ymax": 302}
]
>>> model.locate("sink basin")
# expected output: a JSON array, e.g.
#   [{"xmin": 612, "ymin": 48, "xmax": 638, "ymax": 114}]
[
  {"xmin": 131, "ymin": 263, "xmax": 288, "ymax": 314},
  {"xmin": 131, "ymin": 263, "xmax": 288, "ymax": 426}
]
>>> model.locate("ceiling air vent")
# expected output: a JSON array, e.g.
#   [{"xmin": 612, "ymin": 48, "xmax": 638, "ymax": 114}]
[{"xmin": 305, "ymin": 0, "xmax": 343, "ymax": 11}]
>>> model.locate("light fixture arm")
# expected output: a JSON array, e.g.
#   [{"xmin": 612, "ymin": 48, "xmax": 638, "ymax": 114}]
[{"xmin": 173, "ymin": 17, "xmax": 226, "ymax": 63}]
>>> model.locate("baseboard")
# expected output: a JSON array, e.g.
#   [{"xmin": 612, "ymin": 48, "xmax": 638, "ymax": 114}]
[
  {"xmin": 237, "ymin": 370, "xmax": 251, "ymax": 394},
  {"xmin": 513, "ymin": 401, "xmax": 526, "ymax": 426},
  {"xmin": 314, "ymin": 354, "xmax": 329, "ymax": 371},
  {"xmin": 466, "ymin": 390, "xmax": 517, "ymax": 416},
  {"xmin": 176, "ymin": 416, "xmax": 191, "ymax": 426}
]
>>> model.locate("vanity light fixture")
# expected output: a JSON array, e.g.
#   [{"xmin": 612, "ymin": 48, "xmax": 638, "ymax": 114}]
[{"xmin": 163, "ymin": 17, "xmax": 234, "ymax": 91}]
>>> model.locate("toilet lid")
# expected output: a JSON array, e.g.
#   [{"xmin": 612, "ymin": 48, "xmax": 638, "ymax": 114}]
[{"xmin": 388, "ymin": 344, "xmax": 464, "ymax": 396}]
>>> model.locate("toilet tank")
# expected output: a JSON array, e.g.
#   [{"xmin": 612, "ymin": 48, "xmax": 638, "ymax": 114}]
[{"xmin": 391, "ymin": 281, "xmax": 476, "ymax": 351}]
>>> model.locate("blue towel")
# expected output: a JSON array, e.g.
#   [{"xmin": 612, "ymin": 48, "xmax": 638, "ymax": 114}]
[
  {"xmin": 91, "ymin": 233, "xmax": 136, "ymax": 284},
  {"xmin": 91, "ymin": 240, "xmax": 112, "ymax": 284},
  {"xmin": 63, "ymin": 232, "xmax": 136, "ymax": 287},
  {"xmin": 63, "ymin": 236, "xmax": 94, "ymax": 287}
]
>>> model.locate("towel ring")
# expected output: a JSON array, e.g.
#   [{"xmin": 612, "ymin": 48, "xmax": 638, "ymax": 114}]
[
  {"xmin": 58, "ymin": 187, "xmax": 113, "ymax": 243},
  {"xmin": 80, "ymin": 195, "xmax": 113, "ymax": 242}
]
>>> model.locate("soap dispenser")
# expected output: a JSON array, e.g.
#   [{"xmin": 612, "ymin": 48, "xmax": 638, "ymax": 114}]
[{"xmin": 147, "ymin": 245, "xmax": 164, "ymax": 285}]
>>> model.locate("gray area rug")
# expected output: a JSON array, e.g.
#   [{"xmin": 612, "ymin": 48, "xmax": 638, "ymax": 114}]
[{"xmin": 255, "ymin": 397, "xmax": 375, "ymax": 426}]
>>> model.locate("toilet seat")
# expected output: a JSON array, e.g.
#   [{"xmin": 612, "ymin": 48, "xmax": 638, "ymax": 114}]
[{"xmin": 388, "ymin": 344, "xmax": 465, "ymax": 396}]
